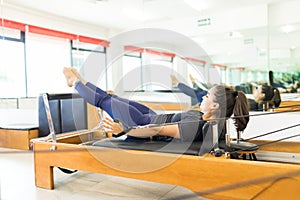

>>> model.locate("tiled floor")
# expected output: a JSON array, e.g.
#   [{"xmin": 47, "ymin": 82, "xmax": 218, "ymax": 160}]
[{"xmin": 0, "ymin": 148, "xmax": 208, "ymax": 200}]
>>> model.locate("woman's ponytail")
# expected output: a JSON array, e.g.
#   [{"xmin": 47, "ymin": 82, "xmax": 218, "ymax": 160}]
[{"xmin": 233, "ymin": 91, "xmax": 249, "ymax": 132}]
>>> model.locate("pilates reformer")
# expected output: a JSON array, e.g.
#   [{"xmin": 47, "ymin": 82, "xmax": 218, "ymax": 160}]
[
  {"xmin": 32, "ymin": 93, "xmax": 300, "ymax": 200},
  {"xmin": 38, "ymin": 93, "xmax": 259, "ymax": 158}
]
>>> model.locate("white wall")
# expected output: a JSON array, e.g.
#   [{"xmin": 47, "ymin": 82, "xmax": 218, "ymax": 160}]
[{"xmin": 2, "ymin": 3, "xmax": 110, "ymax": 39}]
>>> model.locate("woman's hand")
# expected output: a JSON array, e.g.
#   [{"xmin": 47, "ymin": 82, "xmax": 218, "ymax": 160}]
[{"xmin": 102, "ymin": 117, "xmax": 124, "ymax": 134}]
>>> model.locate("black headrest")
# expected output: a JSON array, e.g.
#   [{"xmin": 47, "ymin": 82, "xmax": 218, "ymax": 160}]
[
  {"xmin": 44, "ymin": 93, "xmax": 83, "ymax": 100},
  {"xmin": 38, "ymin": 93, "xmax": 87, "ymax": 137}
]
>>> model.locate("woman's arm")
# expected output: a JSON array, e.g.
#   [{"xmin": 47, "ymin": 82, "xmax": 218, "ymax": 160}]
[
  {"xmin": 103, "ymin": 118, "xmax": 180, "ymax": 138},
  {"xmin": 126, "ymin": 124, "xmax": 180, "ymax": 138}
]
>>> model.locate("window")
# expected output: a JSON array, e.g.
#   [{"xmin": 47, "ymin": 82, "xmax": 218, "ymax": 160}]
[
  {"xmin": 71, "ymin": 40, "xmax": 107, "ymax": 90},
  {"xmin": 0, "ymin": 27, "xmax": 26, "ymax": 98},
  {"xmin": 26, "ymin": 32, "xmax": 72, "ymax": 97},
  {"xmin": 123, "ymin": 54, "xmax": 142, "ymax": 91},
  {"xmin": 1, "ymin": 19, "xmax": 109, "ymax": 98},
  {"xmin": 142, "ymin": 52, "xmax": 174, "ymax": 91},
  {"xmin": 186, "ymin": 60, "xmax": 206, "ymax": 87}
]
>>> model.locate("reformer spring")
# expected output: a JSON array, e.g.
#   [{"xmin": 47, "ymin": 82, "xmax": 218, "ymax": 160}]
[{"xmin": 230, "ymin": 132, "xmax": 300, "ymax": 155}]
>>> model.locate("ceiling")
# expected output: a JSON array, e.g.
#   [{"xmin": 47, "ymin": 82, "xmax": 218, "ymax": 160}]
[
  {"xmin": 1, "ymin": 0, "xmax": 279, "ymax": 30},
  {"xmin": 2, "ymin": 0, "xmax": 300, "ymax": 72}
]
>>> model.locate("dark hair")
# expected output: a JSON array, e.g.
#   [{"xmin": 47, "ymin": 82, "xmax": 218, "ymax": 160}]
[
  {"xmin": 270, "ymin": 87, "xmax": 281, "ymax": 108},
  {"xmin": 232, "ymin": 91, "xmax": 249, "ymax": 132},
  {"xmin": 261, "ymin": 84, "xmax": 274, "ymax": 102},
  {"xmin": 261, "ymin": 84, "xmax": 281, "ymax": 108},
  {"xmin": 213, "ymin": 85, "xmax": 249, "ymax": 132}
]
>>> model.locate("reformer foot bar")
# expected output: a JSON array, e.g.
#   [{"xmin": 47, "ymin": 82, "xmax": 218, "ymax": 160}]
[{"xmin": 32, "ymin": 93, "xmax": 300, "ymax": 199}]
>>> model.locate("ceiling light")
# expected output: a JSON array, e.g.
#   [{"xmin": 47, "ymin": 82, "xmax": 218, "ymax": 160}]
[
  {"xmin": 95, "ymin": 0, "xmax": 108, "ymax": 2},
  {"xmin": 280, "ymin": 24, "xmax": 296, "ymax": 33},
  {"xmin": 184, "ymin": 0, "xmax": 210, "ymax": 12},
  {"xmin": 94, "ymin": 0, "xmax": 109, "ymax": 6}
]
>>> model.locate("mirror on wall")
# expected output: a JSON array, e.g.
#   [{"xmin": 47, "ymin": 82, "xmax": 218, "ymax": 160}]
[
  {"xmin": 202, "ymin": 26, "xmax": 269, "ymax": 88},
  {"xmin": 268, "ymin": 22, "xmax": 300, "ymax": 92},
  {"xmin": 191, "ymin": 1, "xmax": 300, "ymax": 94}
]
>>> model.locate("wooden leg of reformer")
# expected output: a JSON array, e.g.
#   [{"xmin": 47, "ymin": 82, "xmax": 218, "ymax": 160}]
[{"xmin": 34, "ymin": 149, "xmax": 54, "ymax": 189}]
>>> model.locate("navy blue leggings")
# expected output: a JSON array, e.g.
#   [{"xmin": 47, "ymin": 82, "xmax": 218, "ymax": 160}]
[
  {"xmin": 177, "ymin": 83, "xmax": 207, "ymax": 105},
  {"xmin": 75, "ymin": 81, "xmax": 157, "ymax": 127}
]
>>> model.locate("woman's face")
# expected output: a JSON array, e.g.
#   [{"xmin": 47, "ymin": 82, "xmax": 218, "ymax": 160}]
[
  {"xmin": 200, "ymin": 87, "xmax": 218, "ymax": 113},
  {"xmin": 253, "ymin": 85, "xmax": 265, "ymax": 102}
]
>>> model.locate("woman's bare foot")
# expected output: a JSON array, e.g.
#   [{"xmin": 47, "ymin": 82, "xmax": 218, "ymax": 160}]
[
  {"xmin": 170, "ymin": 74, "xmax": 179, "ymax": 87},
  {"xmin": 63, "ymin": 67, "xmax": 78, "ymax": 87},
  {"xmin": 70, "ymin": 68, "xmax": 87, "ymax": 85},
  {"xmin": 189, "ymin": 74, "xmax": 195, "ymax": 84}
]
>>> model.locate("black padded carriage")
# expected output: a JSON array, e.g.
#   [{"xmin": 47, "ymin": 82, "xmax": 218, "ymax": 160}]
[{"xmin": 93, "ymin": 138, "xmax": 203, "ymax": 155}]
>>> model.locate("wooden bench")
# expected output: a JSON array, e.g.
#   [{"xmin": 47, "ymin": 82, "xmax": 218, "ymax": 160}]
[
  {"xmin": 0, "ymin": 124, "xmax": 38, "ymax": 150},
  {"xmin": 0, "ymin": 108, "xmax": 38, "ymax": 150}
]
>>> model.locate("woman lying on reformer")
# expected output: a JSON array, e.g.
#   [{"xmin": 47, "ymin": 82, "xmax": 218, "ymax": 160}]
[
  {"xmin": 249, "ymin": 83, "xmax": 281, "ymax": 111},
  {"xmin": 63, "ymin": 67, "xmax": 249, "ymax": 143},
  {"xmin": 170, "ymin": 74, "xmax": 208, "ymax": 107}
]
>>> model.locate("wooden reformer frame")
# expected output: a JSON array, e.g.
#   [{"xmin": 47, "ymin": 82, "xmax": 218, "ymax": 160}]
[
  {"xmin": 33, "ymin": 95, "xmax": 300, "ymax": 199},
  {"xmin": 32, "ymin": 130, "xmax": 300, "ymax": 200}
]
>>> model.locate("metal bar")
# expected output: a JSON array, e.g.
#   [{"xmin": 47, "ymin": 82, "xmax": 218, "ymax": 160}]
[{"xmin": 42, "ymin": 93, "xmax": 57, "ymax": 143}]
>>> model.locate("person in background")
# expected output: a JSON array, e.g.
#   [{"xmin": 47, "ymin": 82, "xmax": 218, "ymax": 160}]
[
  {"xmin": 290, "ymin": 82, "xmax": 300, "ymax": 93},
  {"xmin": 170, "ymin": 74, "xmax": 208, "ymax": 106},
  {"xmin": 188, "ymin": 74, "xmax": 212, "ymax": 91},
  {"xmin": 269, "ymin": 70, "xmax": 289, "ymax": 93},
  {"xmin": 248, "ymin": 83, "xmax": 281, "ymax": 111}
]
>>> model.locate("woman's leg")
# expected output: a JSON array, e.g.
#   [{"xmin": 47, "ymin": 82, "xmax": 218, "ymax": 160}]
[
  {"xmin": 69, "ymin": 67, "xmax": 156, "ymax": 115},
  {"xmin": 63, "ymin": 67, "xmax": 155, "ymax": 126},
  {"xmin": 75, "ymin": 81, "xmax": 154, "ymax": 127},
  {"xmin": 178, "ymin": 83, "xmax": 200, "ymax": 98},
  {"xmin": 85, "ymin": 82, "xmax": 156, "ymax": 115},
  {"xmin": 178, "ymin": 83, "xmax": 207, "ymax": 105},
  {"xmin": 177, "ymin": 83, "xmax": 199, "ymax": 105}
]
